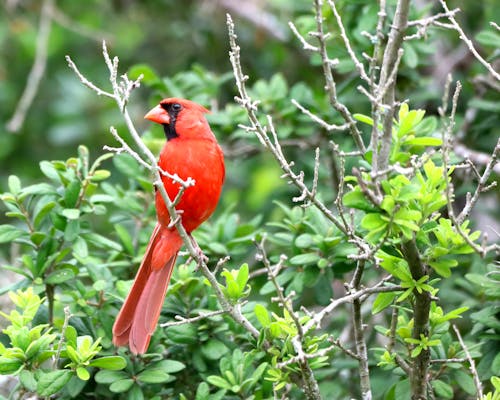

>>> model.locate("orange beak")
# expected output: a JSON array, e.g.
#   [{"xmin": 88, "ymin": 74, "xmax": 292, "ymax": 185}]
[{"xmin": 144, "ymin": 104, "xmax": 170, "ymax": 125}]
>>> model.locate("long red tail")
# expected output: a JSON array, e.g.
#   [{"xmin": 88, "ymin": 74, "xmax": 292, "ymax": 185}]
[{"xmin": 112, "ymin": 224, "xmax": 183, "ymax": 354}]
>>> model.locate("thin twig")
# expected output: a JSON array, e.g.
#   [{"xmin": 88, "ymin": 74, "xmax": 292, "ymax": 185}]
[
  {"xmin": 6, "ymin": 0, "xmax": 54, "ymax": 133},
  {"xmin": 53, "ymin": 306, "xmax": 71, "ymax": 367},
  {"xmin": 326, "ymin": 0, "xmax": 370, "ymax": 84},
  {"xmin": 256, "ymin": 237, "xmax": 321, "ymax": 399},
  {"xmin": 457, "ymin": 137, "xmax": 500, "ymax": 224},
  {"xmin": 438, "ymin": 0, "xmax": 500, "ymax": 82},
  {"xmin": 348, "ymin": 260, "xmax": 372, "ymax": 400},
  {"xmin": 288, "ymin": 21, "xmax": 319, "ymax": 52},
  {"xmin": 227, "ymin": 14, "xmax": 353, "ymax": 238},
  {"xmin": 50, "ymin": 5, "xmax": 113, "ymax": 42},
  {"xmin": 160, "ymin": 310, "xmax": 227, "ymax": 328},
  {"xmin": 292, "ymin": 99, "xmax": 349, "ymax": 131},
  {"xmin": 452, "ymin": 325, "xmax": 483, "ymax": 398},
  {"xmin": 312, "ymin": 0, "xmax": 367, "ymax": 153},
  {"xmin": 303, "ymin": 282, "xmax": 403, "ymax": 333},
  {"xmin": 376, "ymin": 0, "xmax": 410, "ymax": 173},
  {"xmin": 441, "ymin": 82, "xmax": 499, "ymax": 256}
]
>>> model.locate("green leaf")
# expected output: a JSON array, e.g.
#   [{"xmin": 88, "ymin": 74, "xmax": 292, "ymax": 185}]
[
  {"xmin": 34, "ymin": 201, "xmax": 56, "ymax": 228},
  {"xmin": 82, "ymin": 232, "xmax": 122, "ymax": 251},
  {"xmin": 19, "ymin": 370, "xmax": 37, "ymax": 391},
  {"xmin": 201, "ymin": 339, "xmax": 229, "ymax": 360},
  {"xmin": 295, "ymin": 233, "xmax": 314, "ymax": 248},
  {"xmin": 113, "ymin": 154, "xmax": 143, "ymax": 178},
  {"xmin": 454, "ymin": 369, "xmax": 476, "ymax": 395},
  {"xmin": 372, "ymin": 292, "xmax": 397, "ymax": 314},
  {"xmin": 129, "ymin": 63, "xmax": 160, "ymax": 84},
  {"xmin": 94, "ymin": 370, "xmax": 129, "ymax": 384},
  {"xmin": 0, "ymin": 357, "xmax": 23, "ymax": 374},
  {"xmin": 207, "ymin": 375, "xmax": 232, "ymax": 390},
  {"xmin": 89, "ymin": 169, "xmax": 111, "ymax": 182},
  {"xmin": 361, "ymin": 213, "xmax": 387, "ymax": 230},
  {"xmin": 0, "ymin": 225, "xmax": 25, "ymax": 243},
  {"xmin": 289, "ymin": 252, "xmax": 320, "ymax": 266},
  {"xmin": 89, "ymin": 356, "xmax": 127, "ymax": 370},
  {"xmin": 415, "ymin": 116, "xmax": 438, "ymax": 136},
  {"xmin": 65, "ymin": 375, "xmax": 87, "ymax": 398},
  {"xmin": 268, "ymin": 73, "xmax": 288, "ymax": 99},
  {"xmin": 195, "ymin": 382, "xmax": 210, "ymax": 400},
  {"xmin": 136, "ymin": 369, "xmax": 171, "ymax": 384},
  {"xmin": 8, "ymin": 175, "xmax": 21, "ymax": 195},
  {"xmin": 37, "ymin": 370, "xmax": 72, "ymax": 396},
  {"xmin": 76, "ymin": 367, "xmax": 90, "ymax": 381},
  {"xmin": 64, "ymin": 180, "xmax": 81, "ymax": 208},
  {"xmin": 476, "ymin": 30, "xmax": 500, "ymax": 47},
  {"xmin": 62, "ymin": 208, "xmax": 81, "ymax": 220},
  {"xmin": 254, "ymin": 304, "xmax": 271, "ymax": 327},
  {"xmin": 431, "ymin": 379, "xmax": 454, "ymax": 399},
  {"xmin": 343, "ymin": 189, "xmax": 378, "ymax": 212},
  {"xmin": 45, "ymin": 268, "xmax": 76, "ymax": 284},
  {"xmin": 353, "ymin": 113, "xmax": 374, "ymax": 126},
  {"xmin": 154, "ymin": 359, "xmax": 186, "ymax": 373},
  {"xmin": 39, "ymin": 161, "xmax": 60, "ymax": 181},
  {"xmin": 429, "ymin": 259, "xmax": 457, "ymax": 277},
  {"xmin": 394, "ymin": 379, "xmax": 410, "ymax": 399},
  {"xmin": 236, "ymin": 263, "xmax": 249, "ymax": 292},
  {"xmin": 109, "ymin": 378, "xmax": 135, "ymax": 393},
  {"xmin": 404, "ymin": 137, "xmax": 442, "ymax": 147},
  {"xmin": 403, "ymin": 42, "xmax": 418, "ymax": 68},
  {"xmin": 114, "ymin": 224, "xmax": 133, "ymax": 254},
  {"xmin": 166, "ymin": 323, "xmax": 198, "ymax": 345}
]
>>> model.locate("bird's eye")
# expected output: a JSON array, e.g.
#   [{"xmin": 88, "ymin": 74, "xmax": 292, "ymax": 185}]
[{"xmin": 172, "ymin": 103, "xmax": 182, "ymax": 112}]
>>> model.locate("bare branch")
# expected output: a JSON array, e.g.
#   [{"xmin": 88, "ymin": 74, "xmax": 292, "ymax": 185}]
[
  {"xmin": 256, "ymin": 237, "xmax": 322, "ymax": 399},
  {"xmin": 160, "ymin": 310, "xmax": 227, "ymax": 328},
  {"xmin": 326, "ymin": 0, "xmax": 370, "ymax": 84},
  {"xmin": 311, "ymin": 0, "xmax": 367, "ymax": 153},
  {"xmin": 288, "ymin": 22, "xmax": 319, "ymax": 52},
  {"xmin": 218, "ymin": 0, "xmax": 288, "ymax": 41},
  {"xmin": 227, "ymin": 13, "xmax": 359, "ymax": 239},
  {"xmin": 53, "ymin": 306, "xmax": 71, "ymax": 367},
  {"xmin": 66, "ymin": 55, "xmax": 114, "ymax": 98},
  {"xmin": 438, "ymin": 0, "xmax": 500, "ymax": 81},
  {"xmin": 348, "ymin": 261, "xmax": 372, "ymax": 400},
  {"xmin": 50, "ymin": 5, "xmax": 113, "ymax": 42},
  {"xmin": 292, "ymin": 99, "xmax": 349, "ymax": 131},
  {"xmin": 405, "ymin": 8, "xmax": 461, "ymax": 40},
  {"xmin": 441, "ymin": 82, "xmax": 499, "ymax": 256},
  {"xmin": 453, "ymin": 325, "xmax": 483, "ymax": 398},
  {"xmin": 457, "ymin": 137, "xmax": 500, "ymax": 224},
  {"xmin": 376, "ymin": 0, "xmax": 410, "ymax": 173},
  {"xmin": 303, "ymin": 282, "xmax": 403, "ymax": 333},
  {"xmin": 6, "ymin": 0, "xmax": 54, "ymax": 133}
]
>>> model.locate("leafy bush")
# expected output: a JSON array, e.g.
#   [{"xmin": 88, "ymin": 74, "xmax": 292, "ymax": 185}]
[{"xmin": 1, "ymin": 0, "xmax": 499, "ymax": 399}]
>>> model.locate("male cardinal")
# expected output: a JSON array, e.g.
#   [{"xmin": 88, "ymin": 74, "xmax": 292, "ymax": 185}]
[{"xmin": 112, "ymin": 98, "xmax": 225, "ymax": 354}]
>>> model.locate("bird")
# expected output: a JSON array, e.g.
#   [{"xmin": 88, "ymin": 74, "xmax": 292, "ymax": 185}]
[{"xmin": 112, "ymin": 98, "xmax": 225, "ymax": 354}]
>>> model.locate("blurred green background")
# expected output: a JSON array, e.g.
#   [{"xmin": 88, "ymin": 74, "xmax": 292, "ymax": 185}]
[{"xmin": 1, "ymin": 1, "xmax": 499, "ymax": 398}]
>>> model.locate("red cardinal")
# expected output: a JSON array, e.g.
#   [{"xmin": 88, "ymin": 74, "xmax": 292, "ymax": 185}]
[{"xmin": 112, "ymin": 98, "xmax": 225, "ymax": 354}]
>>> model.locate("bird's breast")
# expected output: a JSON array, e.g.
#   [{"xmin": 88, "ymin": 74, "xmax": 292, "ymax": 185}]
[{"xmin": 155, "ymin": 138, "xmax": 224, "ymax": 232}]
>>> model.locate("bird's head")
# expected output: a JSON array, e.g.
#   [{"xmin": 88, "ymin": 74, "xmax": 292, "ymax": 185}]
[{"xmin": 144, "ymin": 98, "xmax": 212, "ymax": 141}]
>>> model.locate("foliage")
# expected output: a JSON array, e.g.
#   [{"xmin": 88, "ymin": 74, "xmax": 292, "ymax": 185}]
[
  {"xmin": 0, "ymin": 287, "xmax": 126, "ymax": 398},
  {"xmin": 1, "ymin": 0, "xmax": 499, "ymax": 399}
]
